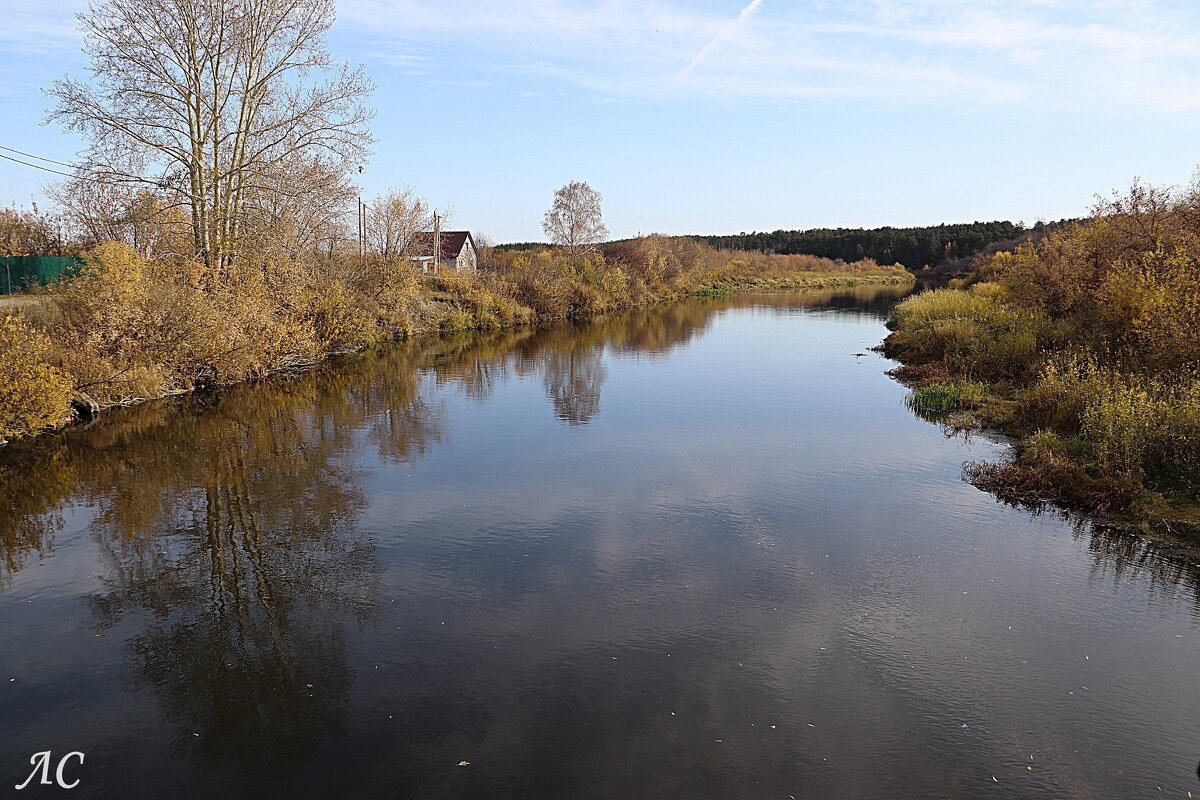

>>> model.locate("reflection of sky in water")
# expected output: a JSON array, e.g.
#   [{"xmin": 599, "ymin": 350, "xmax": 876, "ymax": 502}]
[{"xmin": 1, "ymin": 287, "xmax": 1198, "ymax": 799}]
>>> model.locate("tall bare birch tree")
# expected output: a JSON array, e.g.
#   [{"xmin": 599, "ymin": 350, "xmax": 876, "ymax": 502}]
[
  {"xmin": 542, "ymin": 181, "xmax": 608, "ymax": 265},
  {"xmin": 49, "ymin": 0, "xmax": 374, "ymax": 274}
]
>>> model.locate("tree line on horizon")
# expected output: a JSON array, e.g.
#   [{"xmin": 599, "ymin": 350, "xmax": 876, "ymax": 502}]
[
  {"xmin": 498, "ymin": 220, "xmax": 1066, "ymax": 273},
  {"xmin": 693, "ymin": 221, "xmax": 1047, "ymax": 271}
]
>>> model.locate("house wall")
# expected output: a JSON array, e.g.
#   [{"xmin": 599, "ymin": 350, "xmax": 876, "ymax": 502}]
[{"xmin": 456, "ymin": 239, "xmax": 477, "ymax": 273}]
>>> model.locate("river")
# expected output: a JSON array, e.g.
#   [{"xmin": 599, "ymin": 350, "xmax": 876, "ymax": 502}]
[{"xmin": 1, "ymin": 286, "xmax": 1198, "ymax": 798}]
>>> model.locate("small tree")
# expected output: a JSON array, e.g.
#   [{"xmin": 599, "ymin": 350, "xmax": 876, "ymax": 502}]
[
  {"xmin": 542, "ymin": 181, "xmax": 608, "ymax": 265},
  {"xmin": 367, "ymin": 189, "xmax": 432, "ymax": 260}
]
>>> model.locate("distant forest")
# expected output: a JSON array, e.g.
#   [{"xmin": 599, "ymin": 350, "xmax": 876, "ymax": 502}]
[
  {"xmin": 693, "ymin": 221, "xmax": 1051, "ymax": 271},
  {"xmin": 498, "ymin": 220, "xmax": 1068, "ymax": 273}
]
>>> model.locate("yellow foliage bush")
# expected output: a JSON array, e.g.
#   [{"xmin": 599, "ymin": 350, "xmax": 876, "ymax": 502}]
[
  {"xmin": 1099, "ymin": 248, "xmax": 1200, "ymax": 376},
  {"xmin": 310, "ymin": 282, "xmax": 377, "ymax": 352},
  {"xmin": 0, "ymin": 313, "xmax": 74, "ymax": 440}
]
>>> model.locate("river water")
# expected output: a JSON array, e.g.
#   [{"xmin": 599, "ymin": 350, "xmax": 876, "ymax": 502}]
[{"xmin": 1, "ymin": 286, "xmax": 1198, "ymax": 799}]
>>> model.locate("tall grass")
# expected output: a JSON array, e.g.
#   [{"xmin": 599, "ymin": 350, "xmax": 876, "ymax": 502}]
[
  {"xmin": 885, "ymin": 287, "xmax": 1060, "ymax": 382},
  {"xmin": 908, "ymin": 381, "xmax": 988, "ymax": 413}
]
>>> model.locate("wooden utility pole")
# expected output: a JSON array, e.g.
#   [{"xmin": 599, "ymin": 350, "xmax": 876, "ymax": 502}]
[
  {"xmin": 433, "ymin": 211, "xmax": 441, "ymax": 274},
  {"xmin": 358, "ymin": 196, "xmax": 365, "ymax": 265}
]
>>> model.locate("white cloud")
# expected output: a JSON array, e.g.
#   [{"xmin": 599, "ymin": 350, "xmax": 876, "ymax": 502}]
[
  {"xmin": 678, "ymin": 0, "xmax": 767, "ymax": 79},
  {"xmin": 338, "ymin": 0, "xmax": 1200, "ymax": 111},
  {"xmin": 5, "ymin": 0, "xmax": 1198, "ymax": 112},
  {"xmin": 0, "ymin": 1, "xmax": 84, "ymax": 51}
]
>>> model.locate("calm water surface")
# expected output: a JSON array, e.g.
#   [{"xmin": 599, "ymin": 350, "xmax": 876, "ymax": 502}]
[{"xmin": 1, "ymin": 287, "xmax": 1199, "ymax": 799}]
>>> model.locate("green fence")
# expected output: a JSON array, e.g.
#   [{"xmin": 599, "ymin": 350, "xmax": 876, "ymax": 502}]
[{"xmin": 0, "ymin": 256, "xmax": 84, "ymax": 294}]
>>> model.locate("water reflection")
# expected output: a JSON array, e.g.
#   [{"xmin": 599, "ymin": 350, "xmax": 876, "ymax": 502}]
[
  {"xmin": 82, "ymin": 376, "xmax": 381, "ymax": 784},
  {"xmin": 4, "ymin": 281, "xmax": 1199, "ymax": 609},
  {"xmin": 3, "ymin": 282, "xmax": 1199, "ymax": 798}
]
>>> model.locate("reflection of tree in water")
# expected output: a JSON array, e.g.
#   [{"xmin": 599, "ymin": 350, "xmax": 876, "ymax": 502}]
[
  {"xmin": 542, "ymin": 347, "xmax": 607, "ymax": 426},
  {"xmin": 1077, "ymin": 519, "xmax": 1200, "ymax": 609},
  {"xmin": 83, "ymin": 380, "xmax": 380, "ymax": 784},
  {"xmin": 0, "ymin": 346, "xmax": 463, "ymax": 785},
  {"xmin": 0, "ymin": 445, "xmax": 74, "ymax": 585},
  {"xmin": 425, "ymin": 328, "xmax": 535, "ymax": 405}
]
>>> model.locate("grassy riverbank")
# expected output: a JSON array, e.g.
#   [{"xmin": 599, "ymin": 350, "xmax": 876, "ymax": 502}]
[
  {"xmin": 0, "ymin": 235, "xmax": 911, "ymax": 441},
  {"xmin": 884, "ymin": 180, "xmax": 1200, "ymax": 536}
]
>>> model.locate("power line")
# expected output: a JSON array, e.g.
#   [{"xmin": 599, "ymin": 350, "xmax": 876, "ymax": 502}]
[
  {"xmin": 0, "ymin": 151, "xmax": 77, "ymax": 179},
  {"xmin": 0, "ymin": 146, "xmax": 164, "ymax": 188},
  {"xmin": 0, "ymin": 144, "xmax": 77, "ymax": 169}
]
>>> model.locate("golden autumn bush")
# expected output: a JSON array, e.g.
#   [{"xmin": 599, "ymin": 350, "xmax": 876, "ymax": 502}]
[
  {"xmin": 889, "ymin": 178, "xmax": 1200, "ymax": 523},
  {"xmin": 0, "ymin": 313, "xmax": 74, "ymax": 440}
]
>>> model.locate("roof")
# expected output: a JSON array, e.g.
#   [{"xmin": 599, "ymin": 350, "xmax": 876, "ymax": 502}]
[{"xmin": 407, "ymin": 231, "xmax": 474, "ymax": 260}]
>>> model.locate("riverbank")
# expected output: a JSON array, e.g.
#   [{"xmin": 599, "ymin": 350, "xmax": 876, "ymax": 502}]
[
  {"xmin": 0, "ymin": 236, "xmax": 912, "ymax": 442},
  {"xmin": 882, "ymin": 180, "xmax": 1200, "ymax": 538}
]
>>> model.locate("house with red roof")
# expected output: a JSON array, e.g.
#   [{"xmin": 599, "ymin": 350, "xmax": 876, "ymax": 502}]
[{"xmin": 407, "ymin": 230, "xmax": 478, "ymax": 274}]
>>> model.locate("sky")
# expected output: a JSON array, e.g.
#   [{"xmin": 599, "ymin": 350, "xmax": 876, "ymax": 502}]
[{"xmin": 1, "ymin": 0, "xmax": 1199, "ymax": 242}]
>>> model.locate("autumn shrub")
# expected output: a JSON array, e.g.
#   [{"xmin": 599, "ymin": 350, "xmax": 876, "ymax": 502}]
[
  {"xmin": 1097, "ymin": 248, "xmax": 1200, "ymax": 376},
  {"xmin": 0, "ymin": 313, "xmax": 74, "ymax": 440},
  {"xmin": 1004, "ymin": 353, "xmax": 1200, "ymax": 498},
  {"xmin": 504, "ymin": 250, "xmax": 578, "ymax": 318},
  {"xmin": 1081, "ymin": 373, "xmax": 1200, "ymax": 486},
  {"xmin": 53, "ymin": 241, "xmax": 171, "ymax": 401},
  {"xmin": 1014, "ymin": 354, "xmax": 1095, "ymax": 435},
  {"xmin": 598, "ymin": 266, "xmax": 631, "ymax": 307},
  {"xmin": 990, "ymin": 222, "xmax": 1115, "ymax": 318},
  {"xmin": 310, "ymin": 281, "xmax": 377, "ymax": 352}
]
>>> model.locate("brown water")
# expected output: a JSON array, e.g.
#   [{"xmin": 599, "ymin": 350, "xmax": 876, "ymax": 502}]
[{"xmin": 1, "ymin": 286, "xmax": 1198, "ymax": 799}]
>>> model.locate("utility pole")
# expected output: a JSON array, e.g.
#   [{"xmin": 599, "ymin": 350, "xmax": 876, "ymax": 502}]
[
  {"xmin": 357, "ymin": 165, "xmax": 365, "ymax": 266},
  {"xmin": 433, "ymin": 211, "xmax": 441, "ymax": 274}
]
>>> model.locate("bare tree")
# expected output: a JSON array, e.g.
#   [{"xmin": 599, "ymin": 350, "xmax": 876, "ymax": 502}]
[
  {"xmin": 50, "ymin": 178, "xmax": 191, "ymax": 260},
  {"xmin": 0, "ymin": 204, "xmax": 71, "ymax": 256},
  {"xmin": 542, "ymin": 181, "xmax": 608, "ymax": 264},
  {"xmin": 366, "ymin": 188, "xmax": 432, "ymax": 259},
  {"xmin": 49, "ymin": 0, "xmax": 374, "ymax": 274},
  {"xmin": 240, "ymin": 152, "xmax": 356, "ymax": 264}
]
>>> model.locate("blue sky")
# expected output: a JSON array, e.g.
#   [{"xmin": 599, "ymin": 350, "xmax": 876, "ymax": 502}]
[{"xmin": 2, "ymin": 0, "xmax": 1199, "ymax": 242}]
